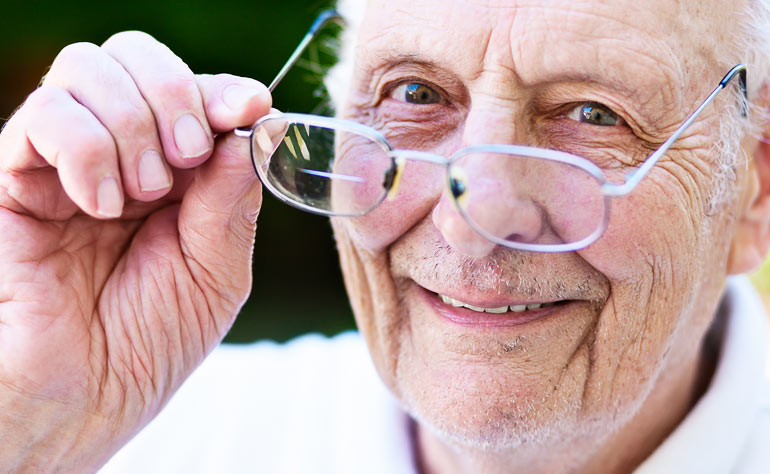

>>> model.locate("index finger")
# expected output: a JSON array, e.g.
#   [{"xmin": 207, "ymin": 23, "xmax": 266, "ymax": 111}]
[{"xmin": 102, "ymin": 31, "xmax": 214, "ymax": 169}]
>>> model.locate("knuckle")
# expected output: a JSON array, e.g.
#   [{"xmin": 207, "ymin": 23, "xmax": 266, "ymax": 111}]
[
  {"xmin": 50, "ymin": 42, "xmax": 101, "ymax": 75},
  {"xmin": 152, "ymin": 73, "xmax": 199, "ymax": 107},
  {"xmin": 109, "ymin": 101, "xmax": 157, "ymax": 140},
  {"xmin": 67, "ymin": 127, "xmax": 116, "ymax": 166},
  {"xmin": 24, "ymin": 85, "xmax": 67, "ymax": 111},
  {"xmin": 102, "ymin": 30, "xmax": 158, "ymax": 51},
  {"xmin": 2, "ymin": 88, "xmax": 68, "ymax": 135},
  {"xmin": 212, "ymin": 73, "xmax": 238, "ymax": 84}
]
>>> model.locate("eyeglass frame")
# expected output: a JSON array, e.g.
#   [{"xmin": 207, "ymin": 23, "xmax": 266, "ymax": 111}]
[{"xmin": 235, "ymin": 10, "xmax": 750, "ymax": 253}]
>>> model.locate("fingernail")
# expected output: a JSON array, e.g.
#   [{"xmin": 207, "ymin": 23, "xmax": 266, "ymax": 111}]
[
  {"xmin": 173, "ymin": 113, "xmax": 212, "ymax": 159},
  {"xmin": 223, "ymin": 84, "xmax": 267, "ymax": 111},
  {"xmin": 138, "ymin": 150, "xmax": 171, "ymax": 192},
  {"xmin": 97, "ymin": 176, "xmax": 123, "ymax": 218}
]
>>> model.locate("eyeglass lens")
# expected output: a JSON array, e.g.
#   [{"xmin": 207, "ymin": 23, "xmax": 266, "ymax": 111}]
[
  {"xmin": 251, "ymin": 117, "xmax": 393, "ymax": 216},
  {"xmin": 252, "ymin": 117, "xmax": 608, "ymax": 247},
  {"xmin": 448, "ymin": 152, "xmax": 607, "ymax": 247}
]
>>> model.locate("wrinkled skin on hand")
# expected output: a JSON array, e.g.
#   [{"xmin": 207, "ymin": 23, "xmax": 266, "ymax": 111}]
[{"xmin": 0, "ymin": 31, "xmax": 272, "ymax": 472}]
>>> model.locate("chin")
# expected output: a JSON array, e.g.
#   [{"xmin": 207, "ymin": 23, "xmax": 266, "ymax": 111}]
[
  {"xmin": 388, "ymin": 285, "xmax": 602, "ymax": 453},
  {"xmin": 398, "ymin": 358, "xmax": 589, "ymax": 452}
]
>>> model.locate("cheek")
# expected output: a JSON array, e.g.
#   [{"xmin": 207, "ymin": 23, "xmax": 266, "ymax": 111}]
[
  {"xmin": 580, "ymin": 176, "xmax": 702, "ymax": 281},
  {"xmin": 341, "ymin": 161, "xmax": 445, "ymax": 250},
  {"xmin": 575, "ymin": 173, "xmax": 718, "ymax": 407},
  {"xmin": 332, "ymin": 145, "xmax": 394, "ymax": 215}
]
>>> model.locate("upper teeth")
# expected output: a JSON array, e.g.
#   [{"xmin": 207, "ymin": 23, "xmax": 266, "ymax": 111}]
[{"xmin": 439, "ymin": 293, "xmax": 551, "ymax": 313}]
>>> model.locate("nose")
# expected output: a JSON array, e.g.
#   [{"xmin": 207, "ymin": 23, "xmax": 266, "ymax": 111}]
[
  {"xmin": 432, "ymin": 158, "xmax": 545, "ymax": 258},
  {"xmin": 431, "ymin": 100, "xmax": 548, "ymax": 257}
]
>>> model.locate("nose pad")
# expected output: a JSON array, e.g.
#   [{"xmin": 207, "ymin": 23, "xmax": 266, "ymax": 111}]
[
  {"xmin": 432, "ymin": 165, "xmax": 545, "ymax": 258},
  {"xmin": 385, "ymin": 156, "xmax": 407, "ymax": 202}
]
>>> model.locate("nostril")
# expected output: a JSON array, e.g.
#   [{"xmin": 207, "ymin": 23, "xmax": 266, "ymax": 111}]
[
  {"xmin": 503, "ymin": 232, "xmax": 526, "ymax": 243},
  {"xmin": 501, "ymin": 205, "xmax": 548, "ymax": 244},
  {"xmin": 432, "ymin": 195, "xmax": 499, "ymax": 258}
]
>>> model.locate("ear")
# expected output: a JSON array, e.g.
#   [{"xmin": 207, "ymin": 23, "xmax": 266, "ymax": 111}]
[{"xmin": 727, "ymin": 135, "xmax": 770, "ymax": 274}]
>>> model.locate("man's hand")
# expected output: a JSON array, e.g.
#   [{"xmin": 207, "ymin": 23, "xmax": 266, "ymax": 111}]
[{"xmin": 0, "ymin": 31, "xmax": 271, "ymax": 472}]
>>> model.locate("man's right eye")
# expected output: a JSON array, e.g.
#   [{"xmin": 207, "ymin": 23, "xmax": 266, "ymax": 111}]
[
  {"xmin": 390, "ymin": 82, "xmax": 443, "ymax": 105},
  {"xmin": 566, "ymin": 102, "xmax": 624, "ymax": 127}
]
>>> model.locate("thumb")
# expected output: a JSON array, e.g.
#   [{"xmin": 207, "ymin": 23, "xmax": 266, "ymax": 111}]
[
  {"xmin": 176, "ymin": 129, "xmax": 262, "ymax": 313},
  {"xmin": 175, "ymin": 73, "xmax": 274, "ymax": 309}
]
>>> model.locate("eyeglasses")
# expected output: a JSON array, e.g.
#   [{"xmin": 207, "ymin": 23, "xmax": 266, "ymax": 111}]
[{"xmin": 236, "ymin": 10, "xmax": 748, "ymax": 253}]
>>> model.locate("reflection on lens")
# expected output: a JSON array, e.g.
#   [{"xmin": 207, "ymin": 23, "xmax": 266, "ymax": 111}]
[
  {"xmin": 251, "ymin": 118, "xmax": 393, "ymax": 216},
  {"xmin": 451, "ymin": 152, "xmax": 607, "ymax": 248}
]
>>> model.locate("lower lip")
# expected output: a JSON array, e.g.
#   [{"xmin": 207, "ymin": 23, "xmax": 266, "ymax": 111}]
[{"xmin": 415, "ymin": 284, "xmax": 566, "ymax": 328}]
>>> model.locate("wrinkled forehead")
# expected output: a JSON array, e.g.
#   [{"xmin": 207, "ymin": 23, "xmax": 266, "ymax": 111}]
[{"xmin": 355, "ymin": 0, "xmax": 738, "ymax": 104}]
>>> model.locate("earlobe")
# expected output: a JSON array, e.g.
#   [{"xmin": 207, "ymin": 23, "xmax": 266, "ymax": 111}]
[
  {"xmin": 727, "ymin": 221, "xmax": 768, "ymax": 275},
  {"xmin": 727, "ymin": 136, "xmax": 770, "ymax": 275}
]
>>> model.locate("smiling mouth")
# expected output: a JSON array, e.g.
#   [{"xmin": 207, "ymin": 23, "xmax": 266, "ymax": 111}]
[
  {"xmin": 437, "ymin": 293, "xmax": 561, "ymax": 314},
  {"xmin": 416, "ymin": 285, "xmax": 572, "ymax": 328}
]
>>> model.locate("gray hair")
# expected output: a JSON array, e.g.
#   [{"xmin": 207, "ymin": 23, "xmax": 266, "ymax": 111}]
[
  {"xmin": 324, "ymin": 0, "xmax": 364, "ymax": 113},
  {"xmin": 709, "ymin": 0, "xmax": 770, "ymax": 212},
  {"xmin": 324, "ymin": 0, "xmax": 770, "ymax": 213}
]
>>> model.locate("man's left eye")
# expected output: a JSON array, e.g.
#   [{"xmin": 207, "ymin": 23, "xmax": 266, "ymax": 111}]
[
  {"xmin": 390, "ymin": 83, "xmax": 443, "ymax": 105},
  {"xmin": 567, "ymin": 102, "xmax": 623, "ymax": 126}
]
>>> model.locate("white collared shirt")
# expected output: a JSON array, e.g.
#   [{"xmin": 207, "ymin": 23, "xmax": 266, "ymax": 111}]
[
  {"xmin": 636, "ymin": 276, "xmax": 770, "ymax": 474},
  {"xmin": 101, "ymin": 276, "xmax": 770, "ymax": 474}
]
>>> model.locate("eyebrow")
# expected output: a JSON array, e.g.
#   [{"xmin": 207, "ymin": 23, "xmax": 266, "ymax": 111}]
[
  {"xmin": 366, "ymin": 49, "xmax": 682, "ymax": 126},
  {"xmin": 366, "ymin": 50, "xmax": 461, "ymax": 85},
  {"xmin": 372, "ymin": 51, "xmax": 441, "ymax": 69},
  {"xmin": 374, "ymin": 49, "xmax": 669, "ymax": 91}
]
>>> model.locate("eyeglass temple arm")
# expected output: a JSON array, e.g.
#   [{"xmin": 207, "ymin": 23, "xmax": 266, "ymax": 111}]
[
  {"xmin": 233, "ymin": 10, "xmax": 344, "ymax": 138},
  {"xmin": 268, "ymin": 10, "xmax": 345, "ymax": 92},
  {"xmin": 605, "ymin": 64, "xmax": 748, "ymax": 197}
]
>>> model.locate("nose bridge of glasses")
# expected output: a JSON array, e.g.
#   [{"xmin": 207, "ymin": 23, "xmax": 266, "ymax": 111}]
[
  {"xmin": 432, "ymin": 150, "xmax": 550, "ymax": 257},
  {"xmin": 384, "ymin": 150, "xmax": 449, "ymax": 200},
  {"xmin": 452, "ymin": 150, "xmax": 543, "ymax": 212}
]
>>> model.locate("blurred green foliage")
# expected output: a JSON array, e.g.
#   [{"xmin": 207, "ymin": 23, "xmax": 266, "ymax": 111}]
[
  {"xmin": 1, "ymin": 0, "xmax": 356, "ymax": 342},
  {"xmin": 751, "ymin": 255, "xmax": 770, "ymax": 293}
]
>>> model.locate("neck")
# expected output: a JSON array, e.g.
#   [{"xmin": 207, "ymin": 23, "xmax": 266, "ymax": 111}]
[{"xmin": 414, "ymin": 336, "xmax": 717, "ymax": 474}]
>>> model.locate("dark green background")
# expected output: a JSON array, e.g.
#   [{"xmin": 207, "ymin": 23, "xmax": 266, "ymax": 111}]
[{"xmin": 1, "ymin": 0, "xmax": 356, "ymax": 343}]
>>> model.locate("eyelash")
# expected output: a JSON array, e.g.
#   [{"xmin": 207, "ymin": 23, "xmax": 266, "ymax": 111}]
[
  {"xmin": 565, "ymin": 102, "xmax": 624, "ymax": 127},
  {"xmin": 383, "ymin": 79, "xmax": 448, "ymax": 105},
  {"xmin": 381, "ymin": 80, "xmax": 629, "ymax": 136}
]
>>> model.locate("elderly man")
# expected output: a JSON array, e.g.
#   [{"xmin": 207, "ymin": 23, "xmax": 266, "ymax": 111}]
[{"xmin": 2, "ymin": 0, "xmax": 770, "ymax": 472}]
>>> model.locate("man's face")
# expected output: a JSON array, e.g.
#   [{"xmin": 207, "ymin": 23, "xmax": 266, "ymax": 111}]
[{"xmin": 333, "ymin": 0, "xmax": 749, "ymax": 451}]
